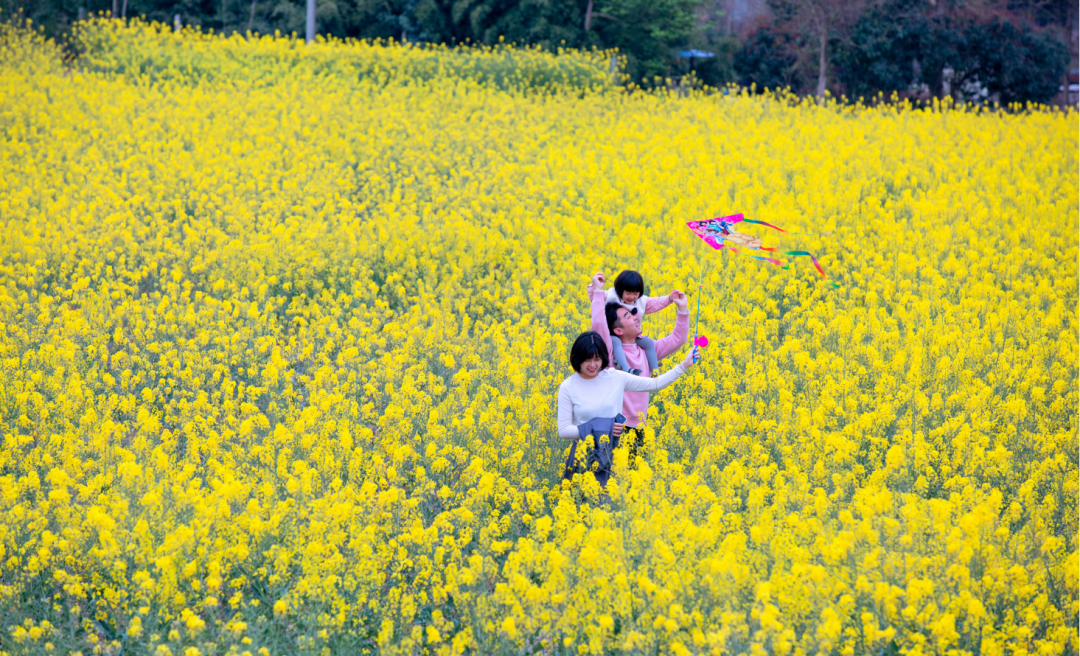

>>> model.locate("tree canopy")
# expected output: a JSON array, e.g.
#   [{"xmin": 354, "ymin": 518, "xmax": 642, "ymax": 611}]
[{"xmin": 3, "ymin": 0, "xmax": 1074, "ymax": 99}]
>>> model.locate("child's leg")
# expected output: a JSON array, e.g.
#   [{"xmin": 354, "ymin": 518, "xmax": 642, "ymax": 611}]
[
  {"xmin": 637, "ymin": 335, "xmax": 659, "ymax": 371},
  {"xmin": 610, "ymin": 339, "xmax": 631, "ymax": 371}
]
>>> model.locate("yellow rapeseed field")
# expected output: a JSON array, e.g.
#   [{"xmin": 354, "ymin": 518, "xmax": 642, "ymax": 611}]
[{"xmin": 0, "ymin": 18, "xmax": 1076, "ymax": 656}]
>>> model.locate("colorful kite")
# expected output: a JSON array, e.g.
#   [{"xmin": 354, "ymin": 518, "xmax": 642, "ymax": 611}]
[
  {"xmin": 687, "ymin": 213, "xmax": 838, "ymax": 352},
  {"xmin": 686, "ymin": 213, "xmax": 836, "ymax": 284}
]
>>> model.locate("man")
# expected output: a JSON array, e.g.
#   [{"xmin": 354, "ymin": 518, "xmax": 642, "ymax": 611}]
[{"xmin": 587, "ymin": 271, "xmax": 690, "ymax": 456}]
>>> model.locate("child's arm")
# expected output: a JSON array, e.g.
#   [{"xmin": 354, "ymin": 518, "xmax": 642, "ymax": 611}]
[
  {"xmin": 589, "ymin": 273, "xmax": 615, "ymax": 365},
  {"xmin": 643, "ymin": 290, "xmax": 678, "ymax": 315}
]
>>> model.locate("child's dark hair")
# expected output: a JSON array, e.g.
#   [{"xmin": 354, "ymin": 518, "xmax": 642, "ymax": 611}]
[
  {"xmin": 614, "ymin": 270, "xmax": 645, "ymax": 298},
  {"xmin": 569, "ymin": 332, "xmax": 610, "ymax": 373}
]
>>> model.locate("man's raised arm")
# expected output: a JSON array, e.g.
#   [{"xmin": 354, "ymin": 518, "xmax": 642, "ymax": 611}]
[{"xmin": 652, "ymin": 289, "xmax": 690, "ymax": 361}]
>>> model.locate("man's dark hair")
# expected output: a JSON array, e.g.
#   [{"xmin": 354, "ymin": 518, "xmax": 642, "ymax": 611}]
[
  {"xmin": 605, "ymin": 302, "xmax": 626, "ymax": 337},
  {"xmin": 569, "ymin": 332, "xmax": 610, "ymax": 373},
  {"xmin": 613, "ymin": 270, "xmax": 645, "ymax": 299}
]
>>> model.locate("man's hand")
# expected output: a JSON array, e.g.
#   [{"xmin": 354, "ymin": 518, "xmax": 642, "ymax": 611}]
[
  {"xmin": 670, "ymin": 289, "xmax": 688, "ymax": 312},
  {"xmin": 612, "ymin": 422, "xmax": 624, "ymax": 438},
  {"xmin": 591, "ymin": 272, "xmax": 606, "ymax": 289}
]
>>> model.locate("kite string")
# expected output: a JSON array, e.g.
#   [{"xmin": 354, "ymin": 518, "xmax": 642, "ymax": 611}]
[
  {"xmin": 694, "ymin": 238, "xmax": 702, "ymax": 362},
  {"xmin": 695, "ymin": 245, "xmax": 702, "ymax": 339}
]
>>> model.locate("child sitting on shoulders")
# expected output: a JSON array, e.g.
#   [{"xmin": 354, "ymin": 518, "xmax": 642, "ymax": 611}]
[{"xmin": 605, "ymin": 269, "xmax": 675, "ymax": 376}]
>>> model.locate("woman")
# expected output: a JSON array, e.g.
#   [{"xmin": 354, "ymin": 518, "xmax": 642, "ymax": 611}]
[{"xmin": 557, "ymin": 330, "xmax": 696, "ymax": 481}]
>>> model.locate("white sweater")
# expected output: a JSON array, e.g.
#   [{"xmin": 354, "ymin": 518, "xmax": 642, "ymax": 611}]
[
  {"xmin": 557, "ymin": 363, "xmax": 688, "ymax": 439},
  {"xmin": 605, "ymin": 287, "xmax": 650, "ymax": 316}
]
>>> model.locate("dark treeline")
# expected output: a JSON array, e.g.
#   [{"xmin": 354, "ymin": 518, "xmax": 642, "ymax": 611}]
[{"xmin": 6, "ymin": 0, "xmax": 1077, "ymax": 102}]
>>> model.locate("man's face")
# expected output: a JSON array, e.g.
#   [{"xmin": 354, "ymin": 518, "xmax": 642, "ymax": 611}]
[{"xmin": 615, "ymin": 307, "xmax": 641, "ymax": 341}]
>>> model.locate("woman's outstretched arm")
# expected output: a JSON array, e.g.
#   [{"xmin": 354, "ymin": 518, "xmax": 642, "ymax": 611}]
[{"xmin": 618, "ymin": 349, "xmax": 696, "ymax": 393}]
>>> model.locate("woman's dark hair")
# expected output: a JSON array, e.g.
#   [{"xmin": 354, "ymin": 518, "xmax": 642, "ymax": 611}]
[
  {"xmin": 569, "ymin": 331, "xmax": 610, "ymax": 373},
  {"xmin": 614, "ymin": 270, "xmax": 645, "ymax": 298}
]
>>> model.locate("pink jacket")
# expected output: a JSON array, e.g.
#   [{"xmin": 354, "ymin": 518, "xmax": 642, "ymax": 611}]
[{"xmin": 589, "ymin": 285, "xmax": 690, "ymax": 426}]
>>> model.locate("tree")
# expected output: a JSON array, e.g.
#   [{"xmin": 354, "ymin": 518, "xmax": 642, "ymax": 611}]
[
  {"xmin": 687, "ymin": 35, "xmax": 739, "ymax": 86},
  {"xmin": 588, "ymin": 0, "xmax": 703, "ymax": 82},
  {"xmin": 768, "ymin": 0, "xmax": 874, "ymax": 97},
  {"xmin": 834, "ymin": 0, "xmax": 923, "ymax": 99},
  {"xmin": 0, "ymin": 0, "xmax": 84, "ymax": 36},
  {"xmin": 734, "ymin": 26, "xmax": 804, "ymax": 90},
  {"xmin": 920, "ymin": 13, "xmax": 1069, "ymax": 103},
  {"xmin": 837, "ymin": 1, "xmax": 1070, "ymax": 104},
  {"xmin": 412, "ymin": 0, "xmax": 587, "ymax": 46}
]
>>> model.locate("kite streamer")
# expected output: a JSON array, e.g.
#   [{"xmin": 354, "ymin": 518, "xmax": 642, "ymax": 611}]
[
  {"xmin": 740, "ymin": 217, "xmax": 834, "ymax": 238},
  {"xmin": 738, "ymin": 218, "xmax": 787, "ymax": 233},
  {"xmin": 782, "ymin": 250, "xmax": 826, "ymax": 277},
  {"xmin": 781, "ymin": 251, "xmax": 841, "ymax": 288}
]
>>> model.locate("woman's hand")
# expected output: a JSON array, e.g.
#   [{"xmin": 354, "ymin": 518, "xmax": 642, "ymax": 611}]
[
  {"xmin": 612, "ymin": 422, "xmax": 624, "ymax": 438},
  {"xmin": 683, "ymin": 346, "xmax": 700, "ymax": 369},
  {"xmin": 592, "ymin": 272, "xmax": 606, "ymax": 288}
]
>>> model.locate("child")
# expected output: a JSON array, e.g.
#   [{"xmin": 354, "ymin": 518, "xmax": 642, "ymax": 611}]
[{"xmin": 604, "ymin": 270, "xmax": 674, "ymax": 376}]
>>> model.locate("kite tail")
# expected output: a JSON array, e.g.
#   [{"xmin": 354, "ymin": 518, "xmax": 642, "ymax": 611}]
[
  {"xmin": 739, "ymin": 219, "xmax": 787, "ymax": 233},
  {"xmin": 728, "ymin": 245, "xmax": 783, "ymax": 267},
  {"xmin": 777, "ymin": 230, "xmax": 836, "ymax": 240},
  {"xmin": 783, "ymin": 251, "xmax": 826, "ymax": 278}
]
